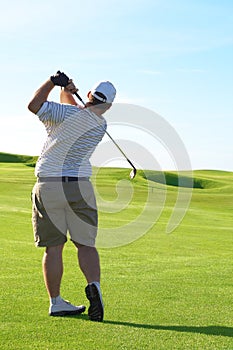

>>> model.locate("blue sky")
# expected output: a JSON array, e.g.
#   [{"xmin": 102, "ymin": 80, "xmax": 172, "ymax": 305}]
[{"xmin": 0, "ymin": 0, "xmax": 232, "ymax": 170}]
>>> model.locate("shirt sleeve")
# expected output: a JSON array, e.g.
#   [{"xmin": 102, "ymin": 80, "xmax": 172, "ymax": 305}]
[{"xmin": 36, "ymin": 101, "xmax": 67, "ymax": 126}]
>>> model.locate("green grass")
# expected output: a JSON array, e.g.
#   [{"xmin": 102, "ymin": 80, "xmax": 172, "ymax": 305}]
[
  {"xmin": 0, "ymin": 152, "xmax": 38, "ymax": 166},
  {"xmin": 0, "ymin": 157, "xmax": 233, "ymax": 349}
]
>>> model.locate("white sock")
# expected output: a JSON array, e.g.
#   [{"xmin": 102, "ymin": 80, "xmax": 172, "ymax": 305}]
[{"xmin": 50, "ymin": 295, "xmax": 63, "ymax": 305}]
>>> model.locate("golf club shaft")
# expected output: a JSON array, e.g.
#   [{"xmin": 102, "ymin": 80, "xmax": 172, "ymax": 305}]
[
  {"xmin": 74, "ymin": 92, "xmax": 85, "ymax": 106},
  {"xmin": 73, "ymin": 91, "xmax": 137, "ymax": 173},
  {"xmin": 104, "ymin": 130, "xmax": 136, "ymax": 171}
]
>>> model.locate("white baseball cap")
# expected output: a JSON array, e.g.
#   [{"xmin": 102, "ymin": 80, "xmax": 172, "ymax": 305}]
[{"xmin": 91, "ymin": 81, "xmax": 116, "ymax": 103}]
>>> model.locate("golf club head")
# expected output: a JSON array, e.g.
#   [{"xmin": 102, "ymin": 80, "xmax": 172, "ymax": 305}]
[{"xmin": 130, "ymin": 168, "xmax": 137, "ymax": 179}]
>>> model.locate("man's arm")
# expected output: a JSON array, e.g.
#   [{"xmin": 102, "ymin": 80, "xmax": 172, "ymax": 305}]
[
  {"xmin": 28, "ymin": 79, "xmax": 54, "ymax": 114},
  {"xmin": 60, "ymin": 82, "xmax": 79, "ymax": 106},
  {"xmin": 28, "ymin": 71, "xmax": 71, "ymax": 114}
]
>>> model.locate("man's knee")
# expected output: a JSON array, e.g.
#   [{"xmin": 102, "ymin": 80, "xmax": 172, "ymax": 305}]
[
  {"xmin": 72, "ymin": 241, "xmax": 96, "ymax": 251},
  {"xmin": 45, "ymin": 244, "xmax": 65, "ymax": 254}
]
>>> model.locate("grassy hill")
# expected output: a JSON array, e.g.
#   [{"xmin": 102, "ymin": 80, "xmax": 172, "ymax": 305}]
[
  {"xmin": 0, "ymin": 152, "xmax": 38, "ymax": 166},
  {"xmin": 0, "ymin": 155, "xmax": 233, "ymax": 349},
  {"xmin": 1, "ymin": 152, "xmax": 231, "ymax": 189}
]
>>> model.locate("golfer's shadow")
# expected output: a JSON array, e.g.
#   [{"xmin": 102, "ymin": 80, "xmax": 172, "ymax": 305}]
[
  {"xmin": 72, "ymin": 315, "xmax": 233, "ymax": 338},
  {"xmin": 103, "ymin": 320, "xmax": 233, "ymax": 338}
]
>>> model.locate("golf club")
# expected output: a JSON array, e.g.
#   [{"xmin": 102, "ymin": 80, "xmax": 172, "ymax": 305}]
[{"xmin": 73, "ymin": 91, "xmax": 137, "ymax": 179}]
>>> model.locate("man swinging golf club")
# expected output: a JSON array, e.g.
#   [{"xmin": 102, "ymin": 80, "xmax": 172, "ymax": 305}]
[{"xmin": 28, "ymin": 71, "xmax": 116, "ymax": 321}]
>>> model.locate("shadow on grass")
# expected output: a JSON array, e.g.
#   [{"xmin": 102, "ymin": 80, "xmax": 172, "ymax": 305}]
[
  {"xmin": 103, "ymin": 320, "xmax": 233, "ymax": 338},
  {"xmin": 66, "ymin": 315, "xmax": 232, "ymax": 338}
]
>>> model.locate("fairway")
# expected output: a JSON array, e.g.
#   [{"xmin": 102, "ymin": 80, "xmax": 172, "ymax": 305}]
[{"xmin": 0, "ymin": 160, "xmax": 233, "ymax": 350}]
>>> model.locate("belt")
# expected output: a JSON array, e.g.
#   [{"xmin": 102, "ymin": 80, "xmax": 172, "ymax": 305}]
[{"xmin": 37, "ymin": 176, "xmax": 89, "ymax": 183}]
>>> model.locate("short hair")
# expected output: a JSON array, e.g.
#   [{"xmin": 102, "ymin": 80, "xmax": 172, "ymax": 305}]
[
  {"xmin": 89, "ymin": 91, "xmax": 107, "ymax": 105},
  {"xmin": 88, "ymin": 91, "xmax": 111, "ymax": 112}
]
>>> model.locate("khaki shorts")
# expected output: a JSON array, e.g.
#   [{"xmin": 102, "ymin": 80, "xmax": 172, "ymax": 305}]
[{"xmin": 32, "ymin": 179, "xmax": 98, "ymax": 247}]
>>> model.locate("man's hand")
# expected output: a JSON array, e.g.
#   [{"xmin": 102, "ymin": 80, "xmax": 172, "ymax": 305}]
[
  {"xmin": 50, "ymin": 71, "xmax": 70, "ymax": 87},
  {"xmin": 64, "ymin": 80, "xmax": 79, "ymax": 94}
]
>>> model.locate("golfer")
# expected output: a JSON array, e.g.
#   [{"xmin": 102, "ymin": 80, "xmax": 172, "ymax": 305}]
[{"xmin": 28, "ymin": 71, "xmax": 116, "ymax": 321}]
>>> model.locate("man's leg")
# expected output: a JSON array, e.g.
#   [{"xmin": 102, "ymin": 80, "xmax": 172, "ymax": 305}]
[
  {"xmin": 74, "ymin": 242, "xmax": 104, "ymax": 322},
  {"xmin": 68, "ymin": 180, "xmax": 103, "ymax": 321},
  {"xmin": 74, "ymin": 243, "xmax": 100, "ymax": 283},
  {"xmin": 42, "ymin": 243, "xmax": 86, "ymax": 316},
  {"xmin": 42, "ymin": 244, "xmax": 64, "ymax": 298}
]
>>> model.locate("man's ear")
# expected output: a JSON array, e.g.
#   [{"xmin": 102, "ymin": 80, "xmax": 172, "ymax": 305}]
[{"xmin": 87, "ymin": 91, "xmax": 91, "ymax": 98}]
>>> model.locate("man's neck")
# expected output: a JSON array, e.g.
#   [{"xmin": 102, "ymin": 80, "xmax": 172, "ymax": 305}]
[{"xmin": 85, "ymin": 104, "xmax": 103, "ymax": 117}]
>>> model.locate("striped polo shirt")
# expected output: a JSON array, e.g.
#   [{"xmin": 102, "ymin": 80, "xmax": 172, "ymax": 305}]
[{"xmin": 35, "ymin": 101, "xmax": 107, "ymax": 177}]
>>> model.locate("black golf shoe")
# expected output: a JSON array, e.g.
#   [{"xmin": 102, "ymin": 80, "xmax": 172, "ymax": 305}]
[{"xmin": 85, "ymin": 283, "xmax": 104, "ymax": 322}]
